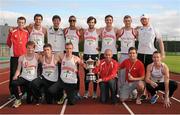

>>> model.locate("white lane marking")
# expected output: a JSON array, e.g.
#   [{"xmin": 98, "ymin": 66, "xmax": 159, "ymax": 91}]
[
  {"xmin": 0, "ymin": 97, "xmax": 15, "ymax": 109},
  {"xmin": 0, "ymin": 71, "xmax": 10, "ymax": 75},
  {"xmin": 0, "ymin": 80, "xmax": 9, "ymax": 85},
  {"xmin": 60, "ymin": 99, "xmax": 68, "ymax": 115},
  {"xmin": 170, "ymin": 79, "xmax": 180, "ymax": 84},
  {"xmin": 122, "ymin": 102, "xmax": 135, "ymax": 115},
  {"xmin": 159, "ymin": 91, "xmax": 180, "ymax": 103}
]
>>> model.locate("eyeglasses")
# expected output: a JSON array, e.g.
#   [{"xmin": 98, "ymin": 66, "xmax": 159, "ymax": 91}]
[{"xmin": 69, "ymin": 20, "xmax": 76, "ymax": 22}]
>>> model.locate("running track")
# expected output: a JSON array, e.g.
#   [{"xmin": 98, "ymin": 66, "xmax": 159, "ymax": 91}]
[{"xmin": 0, "ymin": 66, "xmax": 180, "ymax": 114}]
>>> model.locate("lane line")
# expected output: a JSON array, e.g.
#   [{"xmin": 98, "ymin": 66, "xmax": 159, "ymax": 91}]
[
  {"xmin": 0, "ymin": 71, "xmax": 10, "ymax": 75},
  {"xmin": 159, "ymin": 91, "xmax": 180, "ymax": 103},
  {"xmin": 60, "ymin": 99, "xmax": 68, "ymax": 115},
  {"xmin": 122, "ymin": 102, "xmax": 135, "ymax": 115},
  {"xmin": 170, "ymin": 79, "xmax": 180, "ymax": 84},
  {"xmin": 0, "ymin": 97, "xmax": 15, "ymax": 109},
  {"xmin": 0, "ymin": 80, "xmax": 9, "ymax": 85}
]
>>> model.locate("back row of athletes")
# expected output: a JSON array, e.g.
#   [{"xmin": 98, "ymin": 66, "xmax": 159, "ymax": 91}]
[{"xmin": 7, "ymin": 14, "xmax": 178, "ymax": 108}]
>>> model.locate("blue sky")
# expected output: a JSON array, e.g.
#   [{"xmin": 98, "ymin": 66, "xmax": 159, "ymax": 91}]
[{"xmin": 0, "ymin": 0, "xmax": 180, "ymax": 39}]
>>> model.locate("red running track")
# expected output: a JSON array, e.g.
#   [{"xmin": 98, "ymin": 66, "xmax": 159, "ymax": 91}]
[{"xmin": 0, "ymin": 67, "xmax": 180, "ymax": 114}]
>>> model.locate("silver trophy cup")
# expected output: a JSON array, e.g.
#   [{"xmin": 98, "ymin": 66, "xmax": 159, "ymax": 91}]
[{"xmin": 86, "ymin": 56, "xmax": 96, "ymax": 81}]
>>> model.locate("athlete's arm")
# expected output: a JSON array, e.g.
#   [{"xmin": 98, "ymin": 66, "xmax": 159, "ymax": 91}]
[
  {"xmin": 163, "ymin": 64, "xmax": 171, "ymax": 108},
  {"xmin": 145, "ymin": 64, "xmax": 158, "ymax": 88}
]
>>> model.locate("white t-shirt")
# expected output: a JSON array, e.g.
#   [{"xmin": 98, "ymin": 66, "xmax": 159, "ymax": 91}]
[
  {"xmin": 101, "ymin": 28, "xmax": 117, "ymax": 54},
  {"xmin": 48, "ymin": 27, "xmax": 65, "ymax": 52},
  {"xmin": 84, "ymin": 29, "xmax": 99, "ymax": 54},
  {"xmin": 137, "ymin": 26, "xmax": 162, "ymax": 54}
]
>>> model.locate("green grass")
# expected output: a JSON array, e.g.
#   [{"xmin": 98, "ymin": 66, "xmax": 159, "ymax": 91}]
[{"xmin": 164, "ymin": 55, "xmax": 180, "ymax": 73}]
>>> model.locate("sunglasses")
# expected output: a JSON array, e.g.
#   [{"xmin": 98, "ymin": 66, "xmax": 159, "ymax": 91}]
[{"xmin": 69, "ymin": 20, "xmax": 76, "ymax": 22}]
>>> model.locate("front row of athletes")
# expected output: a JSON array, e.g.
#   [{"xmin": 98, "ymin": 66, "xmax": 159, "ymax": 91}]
[{"xmin": 12, "ymin": 41, "xmax": 178, "ymax": 108}]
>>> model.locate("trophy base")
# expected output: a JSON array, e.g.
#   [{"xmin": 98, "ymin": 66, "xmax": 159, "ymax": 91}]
[{"xmin": 86, "ymin": 74, "xmax": 96, "ymax": 81}]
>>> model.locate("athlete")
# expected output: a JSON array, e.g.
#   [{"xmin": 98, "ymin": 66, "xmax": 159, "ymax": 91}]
[
  {"xmin": 11, "ymin": 41, "xmax": 38, "ymax": 108},
  {"xmin": 6, "ymin": 16, "xmax": 29, "ymax": 99},
  {"xmin": 82, "ymin": 16, "xmax": 101, "ymax": 99},
  {"xmin": 100, "ymin": 15, "xmax": 118, "ymax": 61},
  {"xmin": 145, "ymin": 51, "xmax": 178, "ymax": 107},
  {"xmin": 64, "ymin": 15, "xmax": 83, "ymax": 99}
]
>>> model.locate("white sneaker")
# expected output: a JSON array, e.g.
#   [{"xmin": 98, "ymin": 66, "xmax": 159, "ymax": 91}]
[
  {"xmin": 92, "ymin": 92, "xmax": 97, "ymax": 99},
  {"xmin": 57, "ymin": 93, "xmax": 67, "ymax": 105},
  {"xmin": 12, "ymin": 99, "xmax": 21, "ymax": 108},
  {"xmin": 83, "ymin": 91, "xmax": 89, "ymax": 99}
]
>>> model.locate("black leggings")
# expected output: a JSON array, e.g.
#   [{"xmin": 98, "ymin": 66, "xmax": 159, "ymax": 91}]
[
  {"xmin": 48, "ymin": 79, "xmax": 76, "ymax": 105},
  {"xmin": 146, "ymin": 80, "xmax": 178, "ymax": 97},
  {"xmin": 30, "ymin": 76, "xmax": 58, "ymax": 103},
  {"xmin": 11, "ymin": 77, "xmax": 32, "ymax": 103},
  {"xmin": 10, "ymin": 57, "xmax": 19, "ymax": 95}
]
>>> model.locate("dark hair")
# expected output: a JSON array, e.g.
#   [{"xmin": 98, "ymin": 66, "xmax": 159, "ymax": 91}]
[
  {"xmin": 128, "ymin": 47, "xmax": 137, "ymax": 53},
  {"xmin": 52, "ymin": 15, "xmax": 61, "ymax": 21},
  {"xmin": 87, "ymin": 16, "xmax": 96, "ymax": 24},
  {"xmin": 69, "ymin": 15, "xmax": 76, "ymax": 21},
  {"xmin": 34, "ymin": 14, "xmax": 43, "ymax": 20},
  {"xmin": 105, "ymin": 15, "xmax": 113, "ymax": 20},
  {"xmin": 43, "ymin": 43, "xmax": 52, "ymax": 49},
  {"xmin": 123, "ymin": 15, "xmax": 131, "ymax": 20},
  {"xmin": 65, "ymin": 42, "xmax": 73, "ymax": 47},
  {"xmin": 153, "ymin": 51, "xmax": 160, "ymax": 55},
  {"xmin": 17, "ymin": 16, "xmax": 26, "ymax": 23},
  {"xmin": 26, "ymin": 41, "xmax": 35, "ymax": 48}
]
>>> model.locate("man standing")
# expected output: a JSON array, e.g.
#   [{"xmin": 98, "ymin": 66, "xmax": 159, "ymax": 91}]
[
  {"xmin": 48, "ymin": 15, "xmax": 65, "ymax": 53},
  {"xmin": 137, "ymin": 14, "xmax": 165, "ymax": 69},
  {"xmin": 117, "ymin": 15, "xmax": 138, "ymax": 97},
  {"xmin": 64, "ymin": 15, "xmax": 82, "ymax": 98},
  {"xmin": 7, "ymin": 16, "xmax": 29, "ymax": 98},
  {"xmin": 82, "ymin": 16, "xmax": 101, "ymax": 99},
  {"xmin": 100, "ymin": 15, "xmax": 118, "ymax": 61},
  {"xmin": 28, "ymin": 13, "xmax": 47, "ymax": 53}
]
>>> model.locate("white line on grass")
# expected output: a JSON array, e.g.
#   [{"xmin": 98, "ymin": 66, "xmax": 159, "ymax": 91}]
[
  {"xmin": 0, "ymin": 97, "xmax": 15, "ymax": 109},
  {"xmin": 0, "ymin": 80, "xmax": 9, "ymax": 85},
  {"xmin": 159, "ymin": 91, "xmax": 180, "ymax": 103},
  {"xmin": 60, "ymin": 99, "xmax": 68, "ymax": 115},
  {"xmin": 122, "ymin": 102, "xmax": 135, "ymax": 115}
]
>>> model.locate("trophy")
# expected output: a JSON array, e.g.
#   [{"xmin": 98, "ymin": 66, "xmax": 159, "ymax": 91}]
[{"xmin": 86, "ymin": 56, "xmax": 96, "ymax": 81}]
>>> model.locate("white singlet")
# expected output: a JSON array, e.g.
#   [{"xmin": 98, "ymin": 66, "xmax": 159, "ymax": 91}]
[
  {"xmin": 64, "ymin": 28, "xmax": 80, "ymax": 52},
  {"xmin": 101, "ymin": 28, "xmax": 117, "ymax": 54},
  {"xmin": 29, "ymin": 26, "xmax": 45, "ymax": 52},
  {"xmin": 84, "ymin": 29, "xmax": 99, "ymax": 54},
  {"xmin": 60, "ymin": 55, "xmax": 78, "ymax": 84},
  {"xmin": 42, "ymin": 55, "xmax": 58, "ymax": 82},
  {"xmin": 119, "ymin": 28, "xmax": 136, "ymax": 53},
  {"xmin": 151, "ymin": 63, "xmax": 164, "ymax": 82},
  {"xmin": 20, "ymin": 55, "xmax": 38, "ymax": 81}
]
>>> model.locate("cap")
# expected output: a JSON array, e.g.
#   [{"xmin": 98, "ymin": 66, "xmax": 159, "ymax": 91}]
[{"xmin": 140, "ymin": 14, "xmax": 149, "ymax": 19}]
